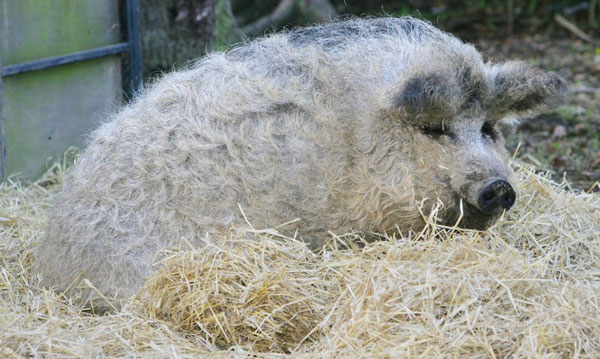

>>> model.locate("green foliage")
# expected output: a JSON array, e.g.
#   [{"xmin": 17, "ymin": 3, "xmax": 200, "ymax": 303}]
[
  {"xmin": 215, "ymin": 0, "xmax": 241, "ymax": 50},
  {"xmin": 331, "ymin": 0, "xmax": 599, "ymax": 39}
]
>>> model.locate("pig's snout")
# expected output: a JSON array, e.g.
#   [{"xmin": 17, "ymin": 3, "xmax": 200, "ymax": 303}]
[{"xmin": 477, "ymin": 180, "xmax": 516, "ymax": 214}]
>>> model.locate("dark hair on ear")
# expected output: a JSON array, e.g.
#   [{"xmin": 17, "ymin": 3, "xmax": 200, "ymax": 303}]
[{"xmin": 395, "ymin": 73, "xmax": 461, "ymax": 118}]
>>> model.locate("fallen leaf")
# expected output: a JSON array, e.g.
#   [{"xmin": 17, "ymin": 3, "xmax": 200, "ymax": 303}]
[
  {"xmin": 582, "ymin": 171, "xmax": 600, "ymax": 180},
  {"xmin": 552, "ymin": 156, "xmax": 566, "ymax": 168},
  {"xmin": 552, "ymin": 125, "xmax": 568, "ymax": 139}
]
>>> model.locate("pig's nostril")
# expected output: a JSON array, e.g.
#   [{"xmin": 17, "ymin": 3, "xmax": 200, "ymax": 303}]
[{"xmin": 477, "ymin": 180, "xmax": 516, "ymax": 214}]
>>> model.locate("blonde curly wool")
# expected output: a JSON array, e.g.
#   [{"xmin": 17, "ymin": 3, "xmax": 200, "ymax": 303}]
[{"xmin": 35, "ymin": 17, "xmax": 567, "ymax": 310}]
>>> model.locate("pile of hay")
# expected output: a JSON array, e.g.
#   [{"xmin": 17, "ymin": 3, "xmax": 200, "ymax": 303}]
[{"xmin": 1, "ymin": 160, "xmax": 599, "ymax": 358}]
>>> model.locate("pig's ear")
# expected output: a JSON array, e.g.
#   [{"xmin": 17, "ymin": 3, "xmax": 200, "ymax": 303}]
[{"xmin": 486, "ymin": 61, "xmax": 568, "ymax": 118}]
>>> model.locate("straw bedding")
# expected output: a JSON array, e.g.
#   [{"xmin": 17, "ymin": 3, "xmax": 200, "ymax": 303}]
[{"xmin": 1, "ymin": 159, "xmax": 599, "ymax": 358}]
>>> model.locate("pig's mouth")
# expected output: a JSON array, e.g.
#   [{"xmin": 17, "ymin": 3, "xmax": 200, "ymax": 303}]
[
  {"xmin": 441, "ymin": 200, "xmax": 502, "ymax": 230},
  {"xmin": 458, "ymin": 202, "xmax": 502, "ymax": 230}
]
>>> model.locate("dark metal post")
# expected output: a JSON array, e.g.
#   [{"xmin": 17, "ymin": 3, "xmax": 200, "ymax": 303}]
[
  {"xmin": 2, "ymin": 43, "xmax": 129, "ymax": 76},
  {"xmin": 0, "ymin": 65, "xmax": 6, "ymax": 180},
  {"xmin": 0, "ymin": 6, "xmax": 5, "ymax": 179},
  {"xmin": 124, "ymin": 0, "xmax": 143, "ymax": 100}
]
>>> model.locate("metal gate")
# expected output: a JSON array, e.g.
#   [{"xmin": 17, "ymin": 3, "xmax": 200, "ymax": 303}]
[{"xmin": 0, "ymin": 0, "xmax": 142, "ymax": 180}]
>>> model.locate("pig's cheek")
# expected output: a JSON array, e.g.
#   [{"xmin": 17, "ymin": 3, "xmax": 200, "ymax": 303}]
[{"xmin": 432, "ymin": 170, "xmax": 452, "ymax": 190}]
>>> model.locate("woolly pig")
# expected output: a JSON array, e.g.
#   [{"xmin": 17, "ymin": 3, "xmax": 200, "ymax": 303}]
[{"xmin": 36, "ymin": 17, "xmax": 567, "ymax": 310}]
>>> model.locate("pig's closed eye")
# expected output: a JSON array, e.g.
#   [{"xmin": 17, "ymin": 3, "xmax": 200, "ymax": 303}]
[
  {"xmin": 421, "ymin": 125, "xmax": 452, "ymax": 139},
  {"xmin": 421, "ymin": 125, "xmax": 444, "ymax": 137},
  {"xmin": 482, "ymin": 122, "xmax": 497, "ymax": 141}
]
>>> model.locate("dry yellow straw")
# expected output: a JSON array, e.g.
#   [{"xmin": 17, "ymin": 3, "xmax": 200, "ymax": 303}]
[{"xmin": 1, "ymin": 160, "xmax": 599, "ymax": 358}]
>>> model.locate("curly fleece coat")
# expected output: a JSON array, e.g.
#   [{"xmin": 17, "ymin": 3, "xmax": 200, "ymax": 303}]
[{"xmin": 35, "ymin": 17, "xmax": 567, "ymax": 310}]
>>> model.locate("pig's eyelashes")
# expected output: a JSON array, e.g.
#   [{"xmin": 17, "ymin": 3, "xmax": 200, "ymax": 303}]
[{"xmin": 420, "ymin": 125, "xmax": 454, "ymax": 139}]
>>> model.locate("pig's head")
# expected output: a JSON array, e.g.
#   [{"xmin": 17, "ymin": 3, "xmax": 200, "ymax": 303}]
[{"xmin": 388, "ymin": 57, "xmax": 568, "ymax": 230}]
